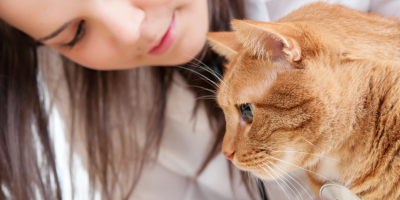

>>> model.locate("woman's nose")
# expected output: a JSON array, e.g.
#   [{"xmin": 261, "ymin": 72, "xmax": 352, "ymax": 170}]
[{"xmin": 96, "ymin": 2, "xmax": 145, "ymax": 45}]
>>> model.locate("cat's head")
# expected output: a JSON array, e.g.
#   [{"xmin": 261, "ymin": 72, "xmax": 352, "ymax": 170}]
[{"xmin": 207, "ymin": 20, "xmax": 342, "ymax": 179}]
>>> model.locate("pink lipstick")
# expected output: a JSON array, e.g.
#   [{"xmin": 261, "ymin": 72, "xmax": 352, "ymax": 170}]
[{"xmin": 148, "ymin": 14, "xmax": 176, "ymax": 55}]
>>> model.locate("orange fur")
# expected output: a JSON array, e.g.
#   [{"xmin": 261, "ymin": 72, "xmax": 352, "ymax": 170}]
[{"xmin": 207, "ymin": 2, "xmax": 400, "ymax": 199}]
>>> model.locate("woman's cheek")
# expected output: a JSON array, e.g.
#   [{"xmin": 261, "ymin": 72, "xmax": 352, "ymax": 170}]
[{"xmin": 59, "ymin": 36, "xmax": 126, "ymax": 70}]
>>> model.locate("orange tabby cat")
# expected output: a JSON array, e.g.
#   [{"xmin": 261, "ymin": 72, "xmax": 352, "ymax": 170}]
[{"xmin": 207, "ymin": 2, "xmax": 400, "ymax": 200}]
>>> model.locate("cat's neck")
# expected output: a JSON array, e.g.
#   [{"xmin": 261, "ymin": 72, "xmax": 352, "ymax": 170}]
[
  {"xmin": 329, "ymin": 58, "xmax": 400, "ymax": 165},
  {"xmin": 306, "ymin": 59, "xmax": 400, "ymax": 187}
]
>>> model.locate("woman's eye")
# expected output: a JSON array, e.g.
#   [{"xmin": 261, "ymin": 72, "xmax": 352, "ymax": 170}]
[
  {"xmin": 239, "ymin": 103, "xmax": 254, "ymax": 122},
  {"xmin": 64, "ymin": 20, "xmax": 86, "ymax": 48}
]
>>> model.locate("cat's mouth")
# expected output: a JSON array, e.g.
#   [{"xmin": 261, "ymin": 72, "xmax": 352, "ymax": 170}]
[
  {"xmin": 232, "ymin": 152, "xmax": 294, "ymax": 180},
  {"xmin": 234, "ymin": 159, "xmax": 278, "ymax": 172}
]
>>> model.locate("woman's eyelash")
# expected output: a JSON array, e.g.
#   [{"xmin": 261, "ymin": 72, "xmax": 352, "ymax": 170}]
[{"xmin": 63, "ymin": 20, "xmax": 85, "ymax": 48}]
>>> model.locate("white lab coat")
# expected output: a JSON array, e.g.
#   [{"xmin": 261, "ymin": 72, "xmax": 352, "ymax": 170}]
[{"xmin": 48, "ymin": 1, "xmax": 400, "ymax": 200}]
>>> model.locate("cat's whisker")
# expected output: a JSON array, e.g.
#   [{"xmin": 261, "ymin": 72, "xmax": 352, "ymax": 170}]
[
  {"xmin": 271, "ymin": 150, "xmax": 348, "ymax": 165},
  {"xmin": 194, "ymin": 95, "xmax": 217, "ymax": 101},
  {"xmin": 174, "ymin": 65, "xmax": 220, "ymax": 89},
  {"xmin": 251, "ymin": 171, "xmax": 264, "ymax": 196},
  {"xmin": 269, "ymin": 165, "xmax": 304, "ymax": 200},
  {"xmin": 186, "ymin": 62, "xmax": 213, "ymax": 74},
  {"xmin": 250, "ymin": 170, "xmax": 268, "ymax": 198},
  {"xmin": 268, "ymin": 161, "xmax": 313, "ymax": 200},
  {"xmin": 184, "ymin": 57, "xmax": 231, "ymax": 92},
  {"xmin": 185, "ymin": 55, "xmax": 222, "ymax": 81},
  {"xmin": 188, "ymin": 85, "xmax": 217, "ymax": 101},
  {"xmin": 187, "ymin": 85, "xmax": 218, "ymax": 94},
  {"xmin": 257, "ymin": 163, "xmax": 291, "ymax": 200},
  {"xmin": 263, "ymin": 162, "xmax": 301, "ymax": 200},
  {"xmin": 302, "ymin": 138, "xmax": 323, "ymax": 154},
  {"xmin": 211, "ymin": 102, "xmax": 221, "ymax": 110},
  {"xmin": 268, "ymin": 145, "xmax": 347, "ymax": 165},
  {"xmin": 274, "ymin": 167, "xmax": 314, "ymax": 200},
  {"xmin": 253, "ymin": 170, "xmax": 268, "ymax": 198},
  {"xmin": 184, "ymin": 55, "xmax": 223, "ymax": 81},
  {"xmin": 182, "ymin": 55, "xmax": 236, "ymax": 94},
  {"xmin": 268, "ymin": 156, "xmax": 336, "ymax": 183}
]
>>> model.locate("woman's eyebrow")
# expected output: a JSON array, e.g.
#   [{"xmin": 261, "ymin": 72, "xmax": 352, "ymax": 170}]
[{"xmin": 38, "ymin": 20, "xmax": 74, "ymax": 42}]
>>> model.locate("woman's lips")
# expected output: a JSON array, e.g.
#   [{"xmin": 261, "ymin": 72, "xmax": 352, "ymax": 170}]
[{"xmin": 148, "ymin": 14, "xmax": 176, "ymax": 56}]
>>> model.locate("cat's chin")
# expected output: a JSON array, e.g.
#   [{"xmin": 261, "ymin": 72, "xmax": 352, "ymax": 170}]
[
  {"xmin": 251, "ymin": 169, "xmax": 285, "ymax": 180},
  {"xmin": 249, "ymin": 165, "xmax": 287, "ymax": 180}
]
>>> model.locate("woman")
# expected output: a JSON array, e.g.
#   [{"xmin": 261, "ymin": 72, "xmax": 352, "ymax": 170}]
[{"xmin": 0, "ymin": 0, "xmax": 399, "ymax": 200}]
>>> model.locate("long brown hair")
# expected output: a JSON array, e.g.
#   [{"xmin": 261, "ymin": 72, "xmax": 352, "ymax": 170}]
[
  {"xmin": 0, "ymin": 20, "xmax": 61, "ymax": 199},
  {"xmin": 0, "ymin": 0, "xmax": 251, "ymax": 199}
]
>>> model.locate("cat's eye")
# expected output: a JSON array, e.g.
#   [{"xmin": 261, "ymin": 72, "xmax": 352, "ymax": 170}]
[{"xmin": 239, "ymin": 103, "xmax": 254, "ymax": 122}]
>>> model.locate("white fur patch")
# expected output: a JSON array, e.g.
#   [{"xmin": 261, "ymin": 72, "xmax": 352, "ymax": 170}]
[{"xmin": 316, "ymin": 155, "xmax": 342, "ymax": 182}]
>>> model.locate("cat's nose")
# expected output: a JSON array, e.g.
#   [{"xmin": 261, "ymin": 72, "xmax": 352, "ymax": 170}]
[
  {"xmin": 223, "ymin": 151, "xmax": 235, "ymax": 161},
  {"xmin": 222, "ymin": 129, "xmax": 236, "ymax": 161}
]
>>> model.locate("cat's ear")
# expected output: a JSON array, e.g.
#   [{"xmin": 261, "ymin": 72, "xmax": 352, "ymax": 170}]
[
  {"xmin": 206, "ymin": 32, "xmax": 242, "ymax": 60},
  {"xmin": 232, "ymin": 20, "xmax": 301, "ymax": 62}
]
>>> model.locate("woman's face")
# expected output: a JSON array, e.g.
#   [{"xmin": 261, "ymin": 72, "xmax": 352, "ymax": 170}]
[{"xmin": 0, "ymin": 0, "xmax": 209, "ymax": 70}]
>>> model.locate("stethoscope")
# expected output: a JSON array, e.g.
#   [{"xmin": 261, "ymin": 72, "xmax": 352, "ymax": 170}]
[
  {"xmin": 257, "ymin": 180, "xmax": 361, "ymax": 200},
  {"xmin": 319, "ymin": 183, "xmax": 361, "ymax": 200}
]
